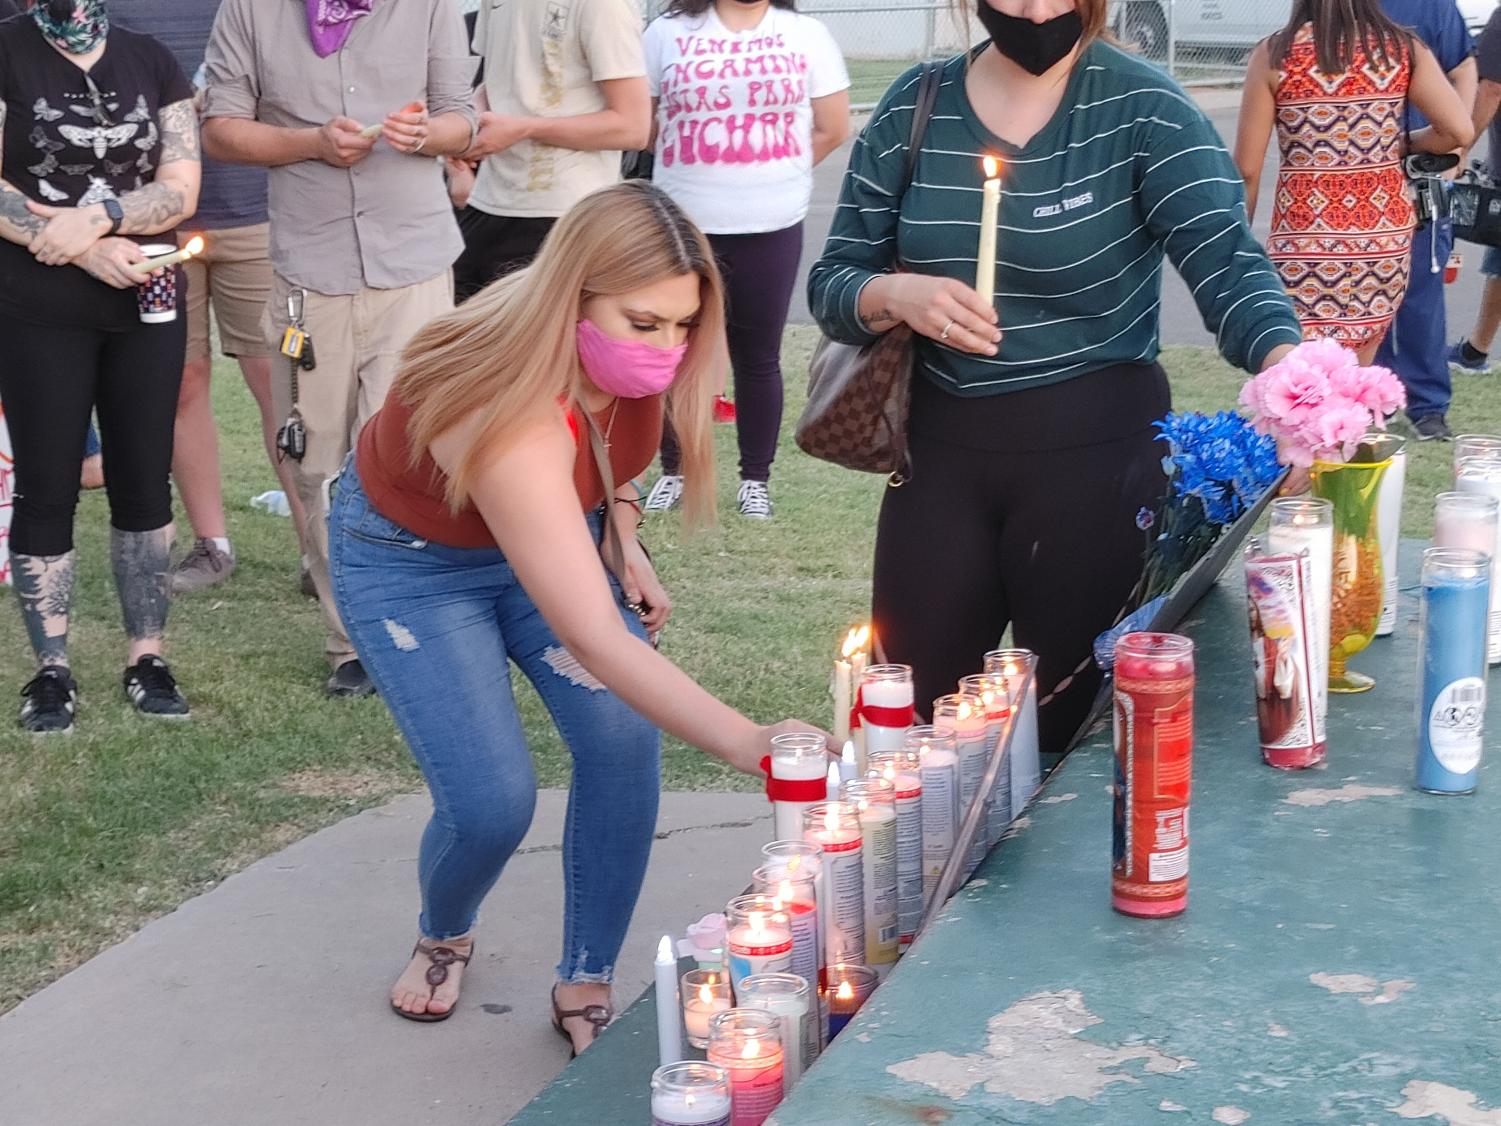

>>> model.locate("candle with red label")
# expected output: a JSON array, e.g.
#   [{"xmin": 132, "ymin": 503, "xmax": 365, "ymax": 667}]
[
  {"xmin": 958, "ymin": 673, "xmax": 1013, "ymax": 845},
  {"xmin": 802, "ymin": 802, "xmax": 865, "ymax": 966},
  {"xmin": 838, "ymin": 778, "xmax": 900, "ymax": 973},
  {"xmin": 856, "ymin": 665, "xmax": 915, "ymax": 767},
  {"xmin": 765, "ymin": 732, "xmax": 829, "ymax": 844},
  {"xmin": 1111, "ymin": 633, "xmax": 1194, "ymax": 918},
  {"xmin": 750, "ymin": 864, "xmax": 822, "ymax": 1000},
  {"xmin": 707, "ymin": 1009, "xmax": 784, "ymax": 1126},
  {"xmin": 724, "ymin": 896, "xmax": 794, "ymax": 993}
]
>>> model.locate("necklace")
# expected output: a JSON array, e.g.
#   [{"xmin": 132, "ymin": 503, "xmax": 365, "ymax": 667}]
[{"xmin": 602, "ymin": 398, "xmax": 622, "ymax": 449}]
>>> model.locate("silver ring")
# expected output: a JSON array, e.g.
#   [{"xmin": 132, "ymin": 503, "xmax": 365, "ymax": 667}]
[{"xmin": 940, "ymin": 319, "xmax": 954, "ymax": 341}]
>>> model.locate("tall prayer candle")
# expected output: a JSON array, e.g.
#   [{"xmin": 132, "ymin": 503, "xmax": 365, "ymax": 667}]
[
  {"xmin": 750, "ymin": 864, "xmax": 823, "ymax": 1002},
  {"xmin": 655, "ymin": 935, "xmax": 683, "ymax": 1066},
  {"xmin": 1112, "ymin": 633, "xmax": 1195, "ymax": 918},
  {"xmin": 838, "ymin": 779, "xmax": 900, "ymax": 973},
  {"xmin": 802, "ymin": 802, "xmax": 866, "ymax": 966},
  {"xmin": 724, "ymin": 896, "xmax": 794, "ymax": 993},
  {"xmin": 1244, "ymin": 538, "xmax": 1325, "ymax": 769},
  {"xmin": 681, "ymin": 969, "xmax": 733, "ymax": 1049},
  {"xmin": 825, "ymin": 963, "xmax": 878, "ymax": 1040},
  {"xmin": 831, "ymin": 626, "xmax": 868, "ymax": 746},
  {"xmin": 766, "ymin": 732, "xmax": 829, "ymax": 844},
  {"xmin": 959, "ymin": 673, "xmax": 1013, "ymax": 844},
  {"xmin": 737, "ymin": 974, "xmax": 816, "ymax": 1095},
  {"xmin": 651, "ymin": 1062, "xmax": 733, "ymax": 1126},
  {"xmin": 1372, "ymin": 438, "xmax": 1406, "ymax": 636},
  {"xmin": 707, "ymin": 1009, "xmax": 784, "ymax": 1126},
  {"xmin": 867, "ymin": 750, "xmax": 924, "ymax": 947},
  {"xmin": 1455, "ymin": 455, "xmax": 1501, "ymax": 664},
  {"xmin": 761, "ymin": 841, "xmax": 827, "ymax": 1013},
  {"xmin": 933, "ymin": 691, "xmax": 989, "ymax": 874},
  {"xmin": 904, "ymin": 727, "xmax": 958, "ymax": 910},
  {"xmin": 1267, "ymin": 499, "xmax": 1333, "ymax": 732},
  {"xmin": 1416, "ymin": 548, "xmax": 1490, "ymax": 794},
  {"xmin": 857, "ymin": 664, "xmax": 915, "ymax": 767},
  {"xmin": 984, "ymin": 649, "xmax": 1041, "ymax": 818},
  {"xmin": 1436, "ymin": 492, "xmax": 1500, "ymax": 562},
  {"xmin": 975, "ymin": 155, "xmax": 1001, "ymax": 305}
]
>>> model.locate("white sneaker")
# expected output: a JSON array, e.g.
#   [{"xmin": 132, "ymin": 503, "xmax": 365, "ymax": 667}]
[
  {"xmin": 737, "ymin": 479, "xmax": 773, "ymax": 519},
  {"xmin": 644, "ymin": 475, "xmax": 684, "ymax": 512}
]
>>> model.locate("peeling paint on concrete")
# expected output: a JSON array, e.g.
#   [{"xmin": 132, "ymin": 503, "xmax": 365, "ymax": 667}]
[
  {"xmin": 1159, "ymin": 1101, "xmax": 1188, "ymax": 1112},
  {"xmin": 1001, "ymin": 816, "xmax": 1033, "ymax": 839},
  {"xmin": 1040, "ymin": 793, "xmax": 1079, "ymax": 804},
  {"xmin": 1283, "ymin": 783, "xmax": 1402, "ymax": 807},
  {"xmin": 1308, "ymin": 973, "xmax": 1414, "ymax": 1005},
  {"xmin": 1267, "ymin": 1023, "xmax": 1290, "ymax": 1038},
  {"xmin": 885, "ymin": 989, "xmax": 1194, "ymax": 1106},
  {"xmin": 1213, "ymin": 1108, "xmax": 1251, "ymax": 1124},
  {"xmin": 1391, "ymin": 1080, "xmax": 1501, "ymax": 1124}
]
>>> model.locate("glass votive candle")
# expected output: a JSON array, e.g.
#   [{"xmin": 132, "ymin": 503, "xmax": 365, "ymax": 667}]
[
  {"xmin": 750, "ymin": 863, "xmax": 821, "ymax": 994},
  {"xmin": 651, "ymin": 1061, "xmax": 732, "ymax": 1126},
  {"xmin": 724, "ymin": 894, "xmax": 794, "ymax": 992},
  {"xmin": 681, "ymin": 968, "xmax": 732, "ymax": 1049},
  {"xmin": 902, "ymin": 726, "xmax": 959, "ymax": 910},
  {"xmin": 825, "ymin": 962, "xmax": 879, "ymax": 1039},
  {"xmin": 706, "ymin": 1008, "xmax": 784, "ymax": 1126},
  {"xmin": 801, "ymin": 802, "xmax": 865, "ymax": 965},
  {"xmin": 867, "ymin": 749, "xmax": 924, "ymax": 947},
  {"xmin": 1454, "ymin": 434, "xmax": 1501, "ymax": 481},
  {"xmin": 837, "ymin": 777, "xmax": 900, "ymax": 972}
]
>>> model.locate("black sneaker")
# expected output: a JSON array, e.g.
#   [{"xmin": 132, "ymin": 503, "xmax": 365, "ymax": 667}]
[
  {"xmin": 1412, "ymin": 413, "xmax": 1454, "ymax": 442},
  {"xmin": 19, "ymin": 667, "xmax": 77, "ymax": 733},
  {"xmin": 123, "ymin": 655, "xmax": 190, "ymax": 717},
  {"xmin": 326, "ymin": 658, "xmax": 376, "ymax": 698}
]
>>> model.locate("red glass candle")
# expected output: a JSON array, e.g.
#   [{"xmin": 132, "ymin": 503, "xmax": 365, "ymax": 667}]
[{"xmin": 1111, "ymin": 632, "xmax": 1195, "ymax": 918}]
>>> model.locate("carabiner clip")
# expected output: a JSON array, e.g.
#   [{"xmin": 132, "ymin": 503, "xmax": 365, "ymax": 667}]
[{"xmin": 286, "ymin": 287, "xmax": 306, "ymax": 328}]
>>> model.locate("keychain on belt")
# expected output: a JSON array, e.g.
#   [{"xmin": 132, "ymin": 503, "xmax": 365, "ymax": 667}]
[{"xmin": 276, "ymin": 288, "xmax": 316, "ymax": 461}]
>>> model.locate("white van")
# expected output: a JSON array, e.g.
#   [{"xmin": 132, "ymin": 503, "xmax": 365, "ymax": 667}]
[
  {"xmin": 1459, "ymin": 0, "xmax": 1498, "ymax": 36},
  {"xmin": 1109, "ymin": 1, "xmax": 1289, "ymax": 58}
]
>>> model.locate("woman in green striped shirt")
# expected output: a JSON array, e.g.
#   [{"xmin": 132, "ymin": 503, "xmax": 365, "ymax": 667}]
[{"xmin": 808, "ymin": 0, "xmax": 1304, "ymax": 755}]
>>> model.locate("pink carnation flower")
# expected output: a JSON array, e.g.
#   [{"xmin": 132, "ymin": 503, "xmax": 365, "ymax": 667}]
[
  {"xmin": 1239, "ymin": 340, "xmax": 1401, "ymax": 467},
  {"xmin": 1259, "ymin": 360, "xmax": 1329, "ymax": 426}
]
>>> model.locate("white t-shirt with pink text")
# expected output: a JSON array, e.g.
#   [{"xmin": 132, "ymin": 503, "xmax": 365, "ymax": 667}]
[{"xmin": 644, "ymin": 7, "xmax": 849, "ymax": 235}]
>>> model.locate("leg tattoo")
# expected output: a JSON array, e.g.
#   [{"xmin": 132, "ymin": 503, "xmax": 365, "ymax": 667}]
[
  {"xmin": 111, "ymin": 526, "xmax": 173, "ymax": 642},
  {"xmin": 11, "ymin": 551, "xmax": 76, "ymax": 667}
]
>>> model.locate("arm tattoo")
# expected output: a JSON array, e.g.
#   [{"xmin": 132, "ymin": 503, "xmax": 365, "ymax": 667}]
[
  {"xmin": 157, "ymin": 99, "xmax": 201, "ymax": 165},
  {"xmin": 863, "ymin": 306, "xmax": 900, "ymax": 332},
  {"xmin": 12, "ymin": 550, "xmax": 76, "ymax": 667},
  {"xmin": 0, "ymin": 103, "xmax": 46, "ymax": 245},
  {"xmin": 118, "ymin": 181, "xmax": 187, "ymax": 234}
]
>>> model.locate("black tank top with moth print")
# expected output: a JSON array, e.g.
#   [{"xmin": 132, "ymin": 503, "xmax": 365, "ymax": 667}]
[{"xmin": 0, "ymin": 17, "xmax": 190, "ymax": 329}]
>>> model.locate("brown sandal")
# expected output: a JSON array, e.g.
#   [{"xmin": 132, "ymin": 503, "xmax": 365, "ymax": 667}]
[
  {"xmin": 391, "ymin": 938, "xmax": 473, "ymax": 1023},
  {"xmin": 550, "ymin": 984, "xmax": 613, "ymax": 1058}
]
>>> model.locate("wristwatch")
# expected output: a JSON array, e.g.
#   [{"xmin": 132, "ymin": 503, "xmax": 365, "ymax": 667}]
[{"xmin": 101, "ymin": 197, "xmax": 124, "ymax": 235}]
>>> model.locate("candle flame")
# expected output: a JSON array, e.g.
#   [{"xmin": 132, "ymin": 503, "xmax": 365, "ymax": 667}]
[
  {"xmin": 958, "ymin": 701, "xmax": 973, "ymax": 721},
  {"xmin": 836, "ymin": 981, "xmax": 854, "ymax": 1002},
  {"xmin": 983, "ymin": 155, "xmax": 1001, "ymax": 179},
  {"xmin": 742, "ymin": 1038, "xmax": 762, "ymax": 1061},
  {"xmin": 841, "ymin": 625, "xmax": 870, "ymax": 659},
  {"xmin": 779, "ymin": 879, "xmax": 795, "ymax": 902},
  {"xmin": 1004, "ymin": 662, "xmax": 1018, "ymax": 678},
  {"xmin": 698, "ymin": 984, "xmax": 713, "ymax": 1004},
  {"xmin": 749, "ymin": 910, "xmax": 766, "ymax": 936},
  {"xmin": 183, "ymin": 235, "xmax": 206, "ymax": 258},
  {"xmin": 881, "ymin": 764, "xmax": 896, "ymax": 781},
  {"xmin": 822, "ymin": 805, "xmax": 838, "ymax": 833}
]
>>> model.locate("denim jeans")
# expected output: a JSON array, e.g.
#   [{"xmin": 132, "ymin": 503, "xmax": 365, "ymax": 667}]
[
  {"xmin": 1377, "ymin": 220, "xmax": 1454, "ymax": 420},
  {"xmin": 327, "ymin": 461, "xmax": 661, "ymax": 983}
]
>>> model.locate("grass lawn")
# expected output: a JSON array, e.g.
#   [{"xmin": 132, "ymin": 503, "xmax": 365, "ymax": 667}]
[{"xmin": 1, "ymin": 329, "xmax": 1495, "ymax": 1011}]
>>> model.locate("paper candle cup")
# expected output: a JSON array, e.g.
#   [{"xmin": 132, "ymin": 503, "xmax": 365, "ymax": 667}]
[
  {"xmin": 706, "ymin": 1009, "xmax": 784, "ymax": 1126},
  {"xmin": 866, "ymin": 750, "xmax": 924, "ymax": 946},
  {"xmin": 903, "ymin": 726, "xmax": 958, "ymax": 912},
  {"xmin": 801, "ymin": 802, "xmax": 865, "ymax": 966},
  {"xmin": 1415, "ymin": 548, "xmax": 1491, "ymax": 795},
  {"xmin": 136, "ymin": 243, "xmax": 179, "ymax": 323},
  {"xmin": 681, "ymin": 969, "xmax": 733, "ymax": 1050}
]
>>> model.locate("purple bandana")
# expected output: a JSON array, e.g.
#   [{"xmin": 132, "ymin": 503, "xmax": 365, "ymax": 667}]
[{"xmin": 306, "ymin": 0, "xmax": 374, "ymax": 58}]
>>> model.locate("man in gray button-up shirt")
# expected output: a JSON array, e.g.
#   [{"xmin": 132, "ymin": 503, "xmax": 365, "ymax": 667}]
[{"xmin": 202, "ymin": 0, "xmax": 477, "ymax": 697}]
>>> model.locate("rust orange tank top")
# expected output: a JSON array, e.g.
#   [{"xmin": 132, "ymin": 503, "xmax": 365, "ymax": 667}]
[{"xmin": 356, "ymin": 391, "xmax": 664, "ymax": 549}]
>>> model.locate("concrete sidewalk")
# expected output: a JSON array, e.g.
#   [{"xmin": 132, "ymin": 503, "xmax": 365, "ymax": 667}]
[{"xmin": 0, "ymin": 789, "xmax": 771, "ymax": 1126}]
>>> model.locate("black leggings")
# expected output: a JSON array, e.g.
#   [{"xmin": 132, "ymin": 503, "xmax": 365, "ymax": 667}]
[
  {"xmin": 0, "ymin": 310, "xmax": 184, "ymax": 556},
  {"xmin": 873, "ymin": 364, "xmax": 1171, "ymax": 758},
  {"xmin": 662, "ymin": 222, "xmax": 803, "ymax": 481}
]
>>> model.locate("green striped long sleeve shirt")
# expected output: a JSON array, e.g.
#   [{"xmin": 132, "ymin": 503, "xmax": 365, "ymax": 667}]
[{"xmin": 808, "ymin": 43, "xmax": 1303, "ymax": 397}]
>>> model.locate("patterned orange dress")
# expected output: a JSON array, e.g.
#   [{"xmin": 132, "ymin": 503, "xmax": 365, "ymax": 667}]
[{"xmin": 1268, "ymin": 25, "xmax": 1414, "ymax": 348}]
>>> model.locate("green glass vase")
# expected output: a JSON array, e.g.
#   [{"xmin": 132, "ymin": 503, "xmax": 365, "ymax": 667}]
[{"xmin": 1310, "ymin": 436, "xmax": 1400, "ymax": 693}]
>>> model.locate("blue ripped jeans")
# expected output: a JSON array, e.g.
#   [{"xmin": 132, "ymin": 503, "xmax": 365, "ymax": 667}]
[{"xmin": 327, "ymin": 462, "xmax": 661, "ymax": 984}]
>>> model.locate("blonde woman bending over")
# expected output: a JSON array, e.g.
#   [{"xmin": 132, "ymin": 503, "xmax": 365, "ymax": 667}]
[{"xmin": 328, "ymin": 181, "xmax": 827, "ymax": 1048}]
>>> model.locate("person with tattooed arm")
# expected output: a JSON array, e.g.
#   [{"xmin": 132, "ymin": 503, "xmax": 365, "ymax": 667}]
[{"xmin": 0, "ymin": 0, "xmax": 201, "ymax": 731}]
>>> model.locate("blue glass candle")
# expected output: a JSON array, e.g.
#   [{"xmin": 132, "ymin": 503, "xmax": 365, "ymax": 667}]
[{"xmin": 1416, "ymin": 548, "xmax": 1491, "ymax": 794}]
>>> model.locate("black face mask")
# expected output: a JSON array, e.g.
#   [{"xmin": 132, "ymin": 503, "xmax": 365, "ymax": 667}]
[{"xmin": 975, "ymin": 5, "xmax": 1083, "ymax": 76}]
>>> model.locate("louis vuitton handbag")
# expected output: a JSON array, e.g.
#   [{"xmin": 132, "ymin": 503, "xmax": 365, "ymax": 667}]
[{"xmin": 794, "ymin": 62, "xmax": 943, "ymax": 480}]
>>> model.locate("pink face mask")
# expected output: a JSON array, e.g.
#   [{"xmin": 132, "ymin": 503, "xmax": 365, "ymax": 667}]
[{"xmin": 576, "ymin": 318, "xmax": 688, "ymax": 399}]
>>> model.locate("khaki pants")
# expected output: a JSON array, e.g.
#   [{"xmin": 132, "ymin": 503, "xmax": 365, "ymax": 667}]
[{"xmin": 265, "ymin": 271, "xmax": 453, "ymax": 667}]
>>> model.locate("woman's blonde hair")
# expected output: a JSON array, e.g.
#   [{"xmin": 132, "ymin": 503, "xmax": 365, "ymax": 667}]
[{"xmin": 396, "ymin": 180, "xmax": 723, "ymax": 525}]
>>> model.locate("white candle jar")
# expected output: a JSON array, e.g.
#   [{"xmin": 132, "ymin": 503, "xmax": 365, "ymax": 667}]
[{"xmin": 651, "ymin": 1061, "xmax": 732, "ymax": 1126}]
